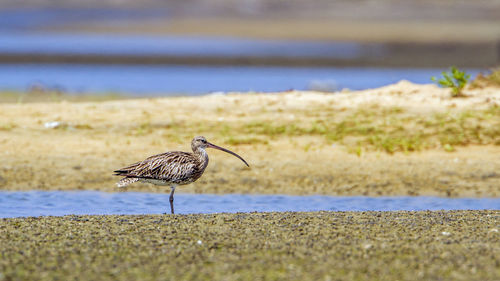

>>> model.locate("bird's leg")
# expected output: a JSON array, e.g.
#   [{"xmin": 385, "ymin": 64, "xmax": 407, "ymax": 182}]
[{"xmin": 169, "ymin": 186, "xmax": 176, "ymax": 214}]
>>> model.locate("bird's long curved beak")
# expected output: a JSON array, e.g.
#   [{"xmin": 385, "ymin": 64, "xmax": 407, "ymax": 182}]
[{"xmin": 207, "ymin": 142, "xmax": 249, "ymax": 167}]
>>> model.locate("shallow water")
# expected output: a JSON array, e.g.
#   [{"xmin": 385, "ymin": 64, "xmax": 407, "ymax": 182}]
[
  {"xmin": 0, "ymin": 32, "xmax": 484, "ymax": 94},
  {"xmin": 0, "ymin": 64, "xmax": 481, "ymax": 95},
  {"xmin": 0, "ymin": 191, "xmax": 498, "ymax": 218}
]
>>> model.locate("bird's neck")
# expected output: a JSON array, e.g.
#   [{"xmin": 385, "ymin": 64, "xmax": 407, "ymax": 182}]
[{"xmin": 194, "ymin": 147, "xmax": 209, "ymax": 170}]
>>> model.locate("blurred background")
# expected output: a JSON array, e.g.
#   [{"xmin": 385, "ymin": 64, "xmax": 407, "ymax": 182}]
[{"xmin": 0, "ymin": 0, "xmax": 499, "ymax": 96}]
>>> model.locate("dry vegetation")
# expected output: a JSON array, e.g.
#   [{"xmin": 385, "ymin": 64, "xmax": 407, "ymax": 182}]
[
  {"xmin": 471, "ymin": 68, "xmax": 500, "ymax": 89},
  {"xmin": 0, "ymin": 81, "xmax": 499, "ymax": 196}
]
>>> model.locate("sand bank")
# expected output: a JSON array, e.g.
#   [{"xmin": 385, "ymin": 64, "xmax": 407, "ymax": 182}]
[{"xmin": 0, "ymin": 81, "xmax": 499, "ymax": 196}]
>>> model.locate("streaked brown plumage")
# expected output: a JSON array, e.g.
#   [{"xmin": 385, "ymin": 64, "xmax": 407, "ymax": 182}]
[{"xmin": 114, "ymin": 136, "xmax": 249, "ymax": 214}]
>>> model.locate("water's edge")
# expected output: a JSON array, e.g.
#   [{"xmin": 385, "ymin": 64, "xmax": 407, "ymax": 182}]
[
  {"xmin": 1, "ymin": 191, "xmax": 498, "ymax": 218},
  {"xmin": 0, "ymin": 64, "xmax": 482, "ymax": 95}
]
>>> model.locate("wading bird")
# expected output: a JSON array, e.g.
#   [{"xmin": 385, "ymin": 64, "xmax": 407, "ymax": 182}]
[{"xmin": 114, "ymin": 136, "xmax": 249, "ymax": 214}]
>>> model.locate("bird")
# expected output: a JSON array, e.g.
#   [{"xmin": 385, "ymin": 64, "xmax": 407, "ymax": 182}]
[{"xmin": 114, "ymin": 136, "xmax": 249, "ymax": 214}]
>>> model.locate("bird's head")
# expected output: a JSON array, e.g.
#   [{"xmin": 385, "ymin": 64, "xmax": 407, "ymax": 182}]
[
  {"xmin": 191, "ymin": 136, "xmax": 209, "ymax": 150},
  {"xmin": 191, "ymin": 136, "xmax": 249, "ymax": 167}
]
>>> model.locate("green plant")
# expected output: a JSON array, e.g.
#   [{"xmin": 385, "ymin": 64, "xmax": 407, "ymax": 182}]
[{"xmin": 432, "ymin": 67, "xmax": 470, "ymax": 97}]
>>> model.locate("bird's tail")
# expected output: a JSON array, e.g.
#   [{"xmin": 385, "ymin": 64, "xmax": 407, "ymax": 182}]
[{"xmin": 116, "ymin": 177, "xmax": 139, "ymax": 188}]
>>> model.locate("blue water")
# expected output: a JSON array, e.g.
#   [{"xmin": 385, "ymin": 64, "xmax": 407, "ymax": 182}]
[
  {"xmin": 0, "ymin": 191, "xmax": 498, "ymax": 218},
  {"xmin": 0, "ymin": 32, "xmax": 485, "ymax": 94},
  {"xmin": 0, "ymin": 64, "xmax": 481, "ymax": 95}
]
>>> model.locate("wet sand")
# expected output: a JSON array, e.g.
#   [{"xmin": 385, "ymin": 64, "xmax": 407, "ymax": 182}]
[
  {"xmin": 0, "ymin": 82, "xmax": 499, "ymax": 197},
  {"xmin": 1, "ymin": 210, "xmax": 498, "ymax": 281}
]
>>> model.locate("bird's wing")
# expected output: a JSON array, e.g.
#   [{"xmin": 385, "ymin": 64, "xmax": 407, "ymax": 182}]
[{"xmin": 114, "ymin": 152, "xmax": 199, "ymax": 182}]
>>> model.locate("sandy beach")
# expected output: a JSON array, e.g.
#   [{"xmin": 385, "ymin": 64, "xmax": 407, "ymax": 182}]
[{"xmin": 0, "ymin": 81, "xmax": 498, "ymax": 196}]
